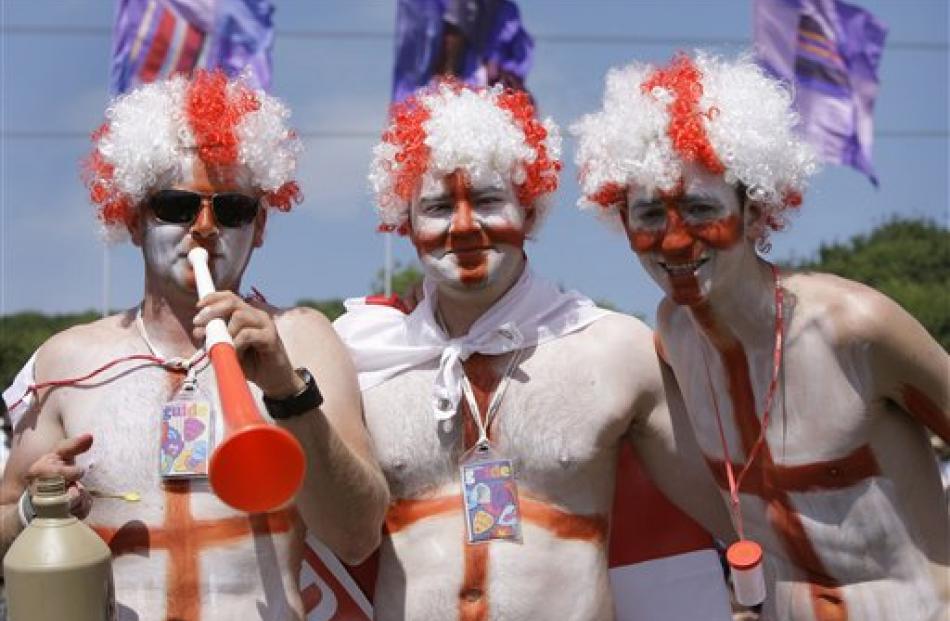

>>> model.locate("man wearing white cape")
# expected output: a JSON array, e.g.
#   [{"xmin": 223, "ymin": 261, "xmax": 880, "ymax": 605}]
[{"xmin": 333, "ymin": 82, "xmax": 734, "ymax": 621}]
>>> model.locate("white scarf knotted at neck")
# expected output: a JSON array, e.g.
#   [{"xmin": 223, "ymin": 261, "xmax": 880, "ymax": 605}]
[{"xmin": 333, "ymin": 268, "xmax": 610, "ymax": 420}]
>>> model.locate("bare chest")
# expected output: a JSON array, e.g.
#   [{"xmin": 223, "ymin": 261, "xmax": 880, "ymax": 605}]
[
  {"xmin": 667, "ymin": 325, "xmax": 875, "ymax": 466},
  {"xmin": 363, "ymin": 344, "xmax": 633, "ymax": 509},
  {"xmin": 52, "ymin": 364, "xmax": 302, "ymax": 618}
]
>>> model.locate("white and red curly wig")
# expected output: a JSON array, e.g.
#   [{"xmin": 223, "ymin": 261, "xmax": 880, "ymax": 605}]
[
  {"xmin": 83, "ymin": 70, "xmax": 302, "ymax": 241},
  {"xmin": 572, "ymin": 52, "xmax": 818, "ymax": 247},
  {"xmin": 368, "ymin": 82, "xmax": 562, "ymax": 234}
]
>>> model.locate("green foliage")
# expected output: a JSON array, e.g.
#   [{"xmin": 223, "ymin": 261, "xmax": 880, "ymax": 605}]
[
  {"xmin": 298, "ymin": 263, "xmax": 425, "ymax": 322},
  {"xmin": 295, "ymin": 298, "xmax": 346, "ymax": 322},
  {"xmin": 371, "ymin": 261, "xmax": 424, "ymax": 298},
  {"xmin": 0, "ymin": 311, "xmax": 101, "ymax": 397},
  {"xmin": 790, "ymin": 217, "xmax": 950, "ymax": 350}
]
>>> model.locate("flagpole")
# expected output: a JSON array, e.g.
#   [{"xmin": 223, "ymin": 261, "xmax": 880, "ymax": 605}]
[
  {"xmin": 384, "ymin": 232, "xmax": 393, "ymax": 297},
  {"xmin": 102, "ymin": 244, "xmax": 110, "ymax": 318}
]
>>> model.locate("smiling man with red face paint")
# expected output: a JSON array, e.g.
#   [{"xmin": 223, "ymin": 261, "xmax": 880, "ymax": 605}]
[
  {"xmin": 0, "ymin": 71, "xmax": 388, "ymax": 620},
  {"xmin": 574, "ymin": 51, "xmax": 950, "ymax": 621},
  {"xmin": 332, "ymin": 82, "xmax": 736, "ymax": 621},
  {"xmin": 623, "ymin": 164, "xmax": 749, "ymax": 308}
]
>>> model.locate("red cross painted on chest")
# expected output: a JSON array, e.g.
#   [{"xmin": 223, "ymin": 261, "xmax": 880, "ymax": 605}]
[
  {"xmin": 92, "ymin": 479, "xmax": 298, "ymax": 621},
  {"xmin": 687, "ymin": 306, "xmax": 882, "ymax": 621},
  {"xmin": 382, "ymin": 354, "xmax": 608, "ymax": 621},
  {"xmin": 89, "ymin": 372, "xmax": 298, "ymax": 620}
]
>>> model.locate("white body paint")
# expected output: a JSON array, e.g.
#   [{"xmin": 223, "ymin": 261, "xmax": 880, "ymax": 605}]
[
  {"xmin": 363, "ymin": 314, "xmax": 675, "ymax": 621},
  {"xmin": 660, "ymin": 273, "xmax": 949, "ymax": 621},
  {"xmin": 411, "ymin": 177, "xmax": 527, "ymax": 294},
  {"xmin": 141, "ymin": 201, "xmax": 257, "ymax": 299}
]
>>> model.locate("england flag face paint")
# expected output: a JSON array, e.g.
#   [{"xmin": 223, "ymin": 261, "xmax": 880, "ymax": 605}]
[
  {"xmin": 410, "ymin": 170, "xmax": 528, "ymax": 292},
  {"xmin": 625, "ymin": 166, "xmax": 747, "ymax": 306}
]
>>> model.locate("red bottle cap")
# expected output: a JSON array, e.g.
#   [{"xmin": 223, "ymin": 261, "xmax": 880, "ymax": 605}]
[{"xmin": 727, "ymin": 540, "xmax": 763, "ymax": 571}]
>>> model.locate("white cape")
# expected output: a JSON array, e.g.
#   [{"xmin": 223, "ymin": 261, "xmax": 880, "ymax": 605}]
[{"xmin": 333, "ymin": 268, "xmax": 609, "ymax": 420}]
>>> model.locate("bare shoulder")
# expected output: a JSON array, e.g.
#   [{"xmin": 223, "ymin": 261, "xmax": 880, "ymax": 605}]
[
  {"xmin": 578, "ymin": 311, "xmax": 655, "ymax": 360},
  {"xmin": 782, "ymin": 270, "xmax": 910, "ymax": 345},
  {"xmin": 273, "ymin": 305, "xmax": 354, "ymax": 375},
  {"xmin": 566, "ymin": 312, "xmax": 664, "ymax": 400},
  {"xmin": 655, "ymin": 296, "xmax": 691, "ymax": 341},
  {"xmin": 34, "ymin": 310, "xmax": 137, "ymax": 381},
  {"xmin": 273, "ymin": 305, "xmax": 335, "ymax": 338}
]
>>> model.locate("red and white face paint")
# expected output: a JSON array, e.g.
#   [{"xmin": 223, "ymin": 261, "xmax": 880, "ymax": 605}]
[
  {"xmin": 625, "ymin": 166, "xmax": 747, "ymax": 306},
  {"xmin": 410, "ymin": 170, "xmax": 527, "ymax": 291},
  {"xmin": 140, "ymin": 157, "xmax": 262, "ymax": 297}
]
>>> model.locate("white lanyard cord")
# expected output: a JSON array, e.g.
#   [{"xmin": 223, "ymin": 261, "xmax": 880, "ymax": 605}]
[
  {"xmin": 460, "ymin": 348, "xmax": 524, "ymax": 449},
  {"xmin": 135, "ymin": 304, "xmax": 207, "ymax": 383}
]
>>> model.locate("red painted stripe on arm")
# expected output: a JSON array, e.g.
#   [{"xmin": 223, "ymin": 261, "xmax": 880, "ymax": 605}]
[{"xmin": 901, "ymin": 383, "xmax": 950, "ymax": 444}]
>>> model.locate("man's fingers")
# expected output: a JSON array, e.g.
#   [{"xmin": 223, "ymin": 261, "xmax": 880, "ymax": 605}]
[
  {"xmin": 27, "ymin": 459, "xmax": 85, "ymax": 484},
  {"xmin": 54, "ymin": 433, "xmax": 93, "ymax": 461},
  {"xmin": 232, "ymin": 326, "xmax": 272, "ymax": 354},
  {"xmin": 194, "ymin": 292, "xmax": 243, "ymax": 325},
  {"xmin": 67, "ymin": 482, "xmax": 93, "ymax": 519}
]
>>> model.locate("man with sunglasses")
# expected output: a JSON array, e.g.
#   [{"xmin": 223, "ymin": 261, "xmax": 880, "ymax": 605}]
[
  {"xmin": 572, "ymin": 51, "xmax": 949, "ymax": 620},
  {"xmin": 0, "ymin": 71, "xmax": 388, "ymax": 620}
]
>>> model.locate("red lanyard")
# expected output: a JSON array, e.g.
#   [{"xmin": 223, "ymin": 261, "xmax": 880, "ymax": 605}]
[{"xmin": 700, "ymin": 263, "xmax": 784, "ymax": 538}]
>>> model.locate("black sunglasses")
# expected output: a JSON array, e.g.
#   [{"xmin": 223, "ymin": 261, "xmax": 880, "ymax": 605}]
[{"xmin": 148, "ymin": 190, "xmax": 260, "ymax": 228}]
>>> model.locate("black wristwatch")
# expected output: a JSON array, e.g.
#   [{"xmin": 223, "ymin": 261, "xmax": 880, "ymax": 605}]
[{"xmin": 263, "ymin": 368, "xmax": 323, "ymax": 420}]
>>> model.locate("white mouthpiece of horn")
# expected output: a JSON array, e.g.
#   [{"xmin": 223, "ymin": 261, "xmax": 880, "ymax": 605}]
[
  {"xmin": 186, "ymin": 247, "xmax": 232, "ymax": 348},
  {"xmin": 187, "ymin": 247, "xmax": 216, "ymax": 300}
]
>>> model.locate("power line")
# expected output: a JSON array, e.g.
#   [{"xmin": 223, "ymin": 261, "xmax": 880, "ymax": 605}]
[
  {"xmin": 0, "ymin": 129, "xmax": 380, "ymax": 140},
  {"xmin": 2, "ymin": 129, "xmax": 947, "ymax": 141},
  {"xmin": 1, "ymin": 24, "xmax": 946, "ymax": 51}
]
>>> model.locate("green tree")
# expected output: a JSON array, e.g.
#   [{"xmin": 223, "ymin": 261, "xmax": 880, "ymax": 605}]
[
  {"xmin": 297, "ymin": 263, "xmax": 425, "ymax": 321},
  {"xmin": 370, "ymin": 261, "xmax": 424, "ymax": 298},
  {"xmin": 295, "ymin": 298, "xmax": 346, "ymax": 322},
  {"xmin": 1, "ymin": 311, "xmax": 101, "ymax": 399},
  {"xmin": 789, "ymin": 217, "xmax": 950, "ymax": 351}
]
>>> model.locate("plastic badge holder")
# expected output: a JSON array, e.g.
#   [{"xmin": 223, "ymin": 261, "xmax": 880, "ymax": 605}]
[
  {"xmin": 460, "ymin": 446, "xmax": 522, "ymax": 544},
  {"xmin": 159, "ymin": 384, "xmax": 215, "ymax": 478}
]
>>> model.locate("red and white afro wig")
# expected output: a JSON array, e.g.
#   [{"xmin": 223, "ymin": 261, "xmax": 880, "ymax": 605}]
[
  {"xmin": 572, "ymin": 52, "xmax": 818, "ymax": 245},
  {"xmin": 83, "ymin": 70, "xmax": 302, "ymax": 241},
  {"xmin": 369, "ymin": 82, "xmax": 562, "ymax": 234}
]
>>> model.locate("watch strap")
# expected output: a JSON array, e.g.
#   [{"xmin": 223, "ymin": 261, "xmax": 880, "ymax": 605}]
[{"xmin": 264, "ymin": 368, "xmax": 323, "ymax": 420}]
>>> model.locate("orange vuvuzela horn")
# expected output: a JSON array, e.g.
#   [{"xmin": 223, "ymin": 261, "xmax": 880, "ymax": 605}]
[{"xmin": 187, "ymin": 247, "xmax": 305, "ymax": 513}]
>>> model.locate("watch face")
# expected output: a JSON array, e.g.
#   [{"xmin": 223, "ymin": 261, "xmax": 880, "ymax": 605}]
[
  {"xmin": 295, "ymin": 368, "xmax": 314, "ymax": 389},
  {"xmin": 265, "ymin": 368, "xmax": 323, "ymax": 419}
]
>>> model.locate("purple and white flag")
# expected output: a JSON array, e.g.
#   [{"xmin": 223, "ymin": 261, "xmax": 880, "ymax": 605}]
[
  {"xmin": 110, "ymin": 0, "xmax": 274, "ymax": 95},
  {"xmin": 754, "ymin": 0, "xmax": 887, "ymax": 185},
  {"xmin": 392, "ymin": 0, "xmax": 534, "ymax": 104}
]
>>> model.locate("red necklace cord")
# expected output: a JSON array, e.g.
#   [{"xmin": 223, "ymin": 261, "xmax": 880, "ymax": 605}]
[
  {"xmin": 700, "ymin": 263, "xmax": 784, "ymax": 539},
  {"xmin": 5, "ymin": 289, "xmax": 265, "ymax": 417},
  {"xmin": 4, "ymin": 351, "xmax": 209, "ymax": 413}
]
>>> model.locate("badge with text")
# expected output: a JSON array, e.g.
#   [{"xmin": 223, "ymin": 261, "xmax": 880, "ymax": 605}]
[
  {"xmin": 159, "ymin": 387, "xmax": 215, "ymax": 479},
  {"xmin": 460, "ymin": 448, "xmax": 523, "ymax": 544}
]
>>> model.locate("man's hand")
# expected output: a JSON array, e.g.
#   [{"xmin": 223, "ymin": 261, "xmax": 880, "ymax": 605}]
[
  {"xmin": 25, "ymin": 433, "xmax": 94, "ymax": 519},
  {"xmin": 192, "ymin": 292, "xmax": 303, "ymax": 399}
]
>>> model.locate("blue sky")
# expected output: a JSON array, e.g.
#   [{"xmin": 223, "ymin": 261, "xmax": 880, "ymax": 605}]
[{"xmin": 1, "ymin": 0, "xmax": 947, "ymax": 322}]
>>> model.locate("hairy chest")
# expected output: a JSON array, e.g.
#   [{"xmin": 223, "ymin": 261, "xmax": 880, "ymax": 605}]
[
  {"xmin": 54, "ymin": 363, "xmax": 298, "ymax": 542},
  {"xmin": 363, "ymin": 345, "xmax": 633, "ymax": 506}
]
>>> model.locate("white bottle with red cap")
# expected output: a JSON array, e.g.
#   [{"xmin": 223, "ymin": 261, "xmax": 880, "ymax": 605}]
[{"xmin": 727, "ymin": 539, "xmax": 767, "ymax": 607}]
